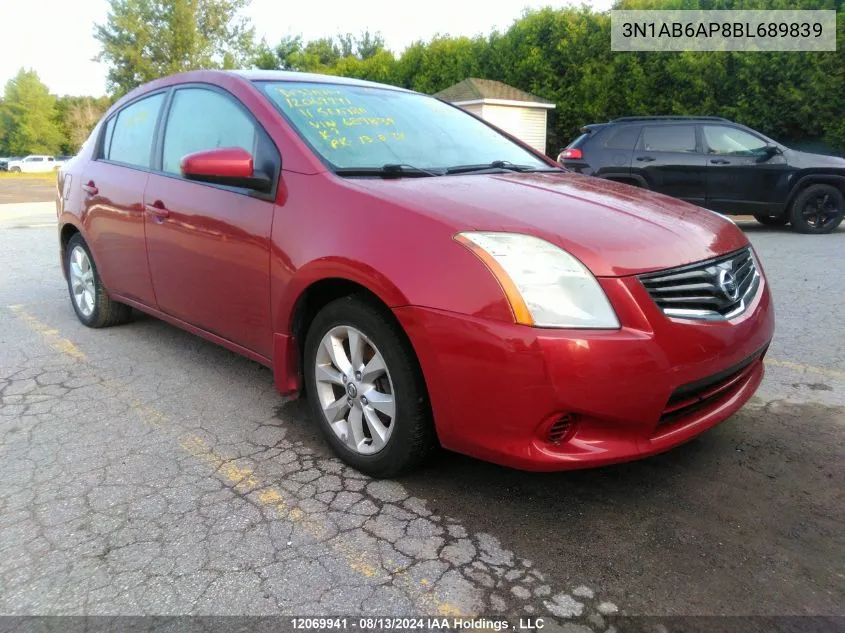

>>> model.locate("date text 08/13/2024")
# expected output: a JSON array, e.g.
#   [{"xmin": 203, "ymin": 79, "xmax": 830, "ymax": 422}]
[{"xmin": 290, "ymin": 617, "xmax": 549, "ymax": 630}]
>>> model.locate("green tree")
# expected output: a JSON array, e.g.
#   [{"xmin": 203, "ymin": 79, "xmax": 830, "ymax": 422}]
[
  {"xmin": 94, "ymin": 0, "xmax": 255, "ymax": 96},
  {"xmin": 392, "ymin": 36, "xmax": 488, "ymax": 93},
  {"xmin": 356, "ymin": 30, "xmax": 386, "ymax": 60},
  {"xmin": 0, "ymin": 69, "xmax": 63, "ymax": 155},
  {"xmin": 55, "ymin": 95, "xmax": 113, "ymax": 154}
]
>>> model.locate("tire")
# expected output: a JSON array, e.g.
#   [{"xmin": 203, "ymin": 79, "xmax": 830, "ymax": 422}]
[
  {"xmin": 788, "ymin": 184, "xmax": 845, "ymax": 234},
  {"xmin": 65, "ymin": 234, "xmax": 132, "ymax": 328},
  {"xmin": 753, "ymin": 213, "xmax": 789, "ymax": 226},
  {"xmin": 303, "ymin": 295, "xmax": 436, "ymax": 477},
  {"xmin": 10, "ymin": 167, "xmax": 21, "ymax": 173}
]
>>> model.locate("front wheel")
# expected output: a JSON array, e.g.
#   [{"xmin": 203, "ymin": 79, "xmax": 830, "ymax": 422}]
[
  {"xmin": 753, "ymin": 213, "xmax": 789, "ymax": 226},
  {"xmin": 303, "ymin": 295, "xmax": 436, "ymax": 477},
  {"xmin": 10, "ymin": 167, "xmax": 21, "ymax": 173},
  {"xmin": 789, "ymin": 184, "xmax": 845, "ymax": 234}
]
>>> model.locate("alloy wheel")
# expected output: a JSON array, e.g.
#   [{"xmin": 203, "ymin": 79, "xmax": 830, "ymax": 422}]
[
  {"xmin": 802, "ymin": 193, "xmax": 841, "ymax": 231},
  {"xmin": 314, "ymin": 325, "xmax": 395, "ymax": 455},
  {"xmin": 69, "ymin": 245, "xmax": 96, "ymax": 317}
]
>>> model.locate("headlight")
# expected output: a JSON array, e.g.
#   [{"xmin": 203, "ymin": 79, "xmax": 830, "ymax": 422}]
[{"xmin": 454, "ymin": 232, "xmax": 620, "ymax": 329}]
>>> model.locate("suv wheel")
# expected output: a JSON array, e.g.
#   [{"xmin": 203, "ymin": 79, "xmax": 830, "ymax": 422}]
[
  {"xmin": 303, "ymin": 295, "xmax": 436, "ymax": 477},
  {"xmin": 753, "ymin": 213, "xmax": 789, "ymax": 227},
  {"xmin": 789, "ymin": 184, "xmax": 845, "ymax": 234}
]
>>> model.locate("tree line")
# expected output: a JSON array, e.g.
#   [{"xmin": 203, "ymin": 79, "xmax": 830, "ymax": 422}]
[{"xmin": 2, "ymin": 0, "xmax": 843, "ymax": 157}]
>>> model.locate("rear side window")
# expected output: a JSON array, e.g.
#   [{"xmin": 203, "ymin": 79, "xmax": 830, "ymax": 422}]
[
  {"xmin": 603, "ymin": 126, "xmax": 641, "ymax": 149},
  {"xmin": 565, "ymin": 133, "xmax": 589, "ymax": 149},
  {"xmin": 107, "ymin": 92, "xmax": 165, "ymax": 168},
  {"xmin": 161, "ymin": 88, "xmax": 258, "ymax": 175},
  {"xmin": 640, "ymin": 125, "xmax": 696, "ymax": 153}
]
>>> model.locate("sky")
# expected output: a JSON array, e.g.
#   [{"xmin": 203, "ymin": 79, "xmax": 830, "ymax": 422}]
[{"xmin": 0, "ymin": 0, "xmax": 613, "ymax": 97}]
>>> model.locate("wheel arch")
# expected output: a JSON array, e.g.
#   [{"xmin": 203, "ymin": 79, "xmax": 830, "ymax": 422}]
[
  {"xmin": 602, "ymin": 174, "xmax": 648, "ymax": 188},
  {"xmin": 785, "ymin": 173, "xmax": 845, "ymax": 211},
  {"xmin": 59, "ymin": 221, "xmax": 84, "ymax": 277},
  {"xmin": 271, "ymin": 262, "xmax": 414, "ymax": 396}
]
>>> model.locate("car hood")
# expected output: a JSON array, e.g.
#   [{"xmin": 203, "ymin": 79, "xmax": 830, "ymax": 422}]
[
  {"xmin": 346, "ymin": 172, "xmax": 748, "ymax": 277},
  {"xmin": 783, "ymin": 148, "xmax": 845, "ymax": 169}
]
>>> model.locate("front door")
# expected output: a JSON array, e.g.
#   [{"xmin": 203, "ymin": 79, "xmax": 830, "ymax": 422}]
[
  {"xmin": 631, "ymin": 124, "xmax": 707, "ymax": 206},
  {"xmin": 701, "ymin": 124, "xmax": 789, "ymax": 215},
  {"xmin": 143, "ymin": 86, "xmax": 279, "ymax": 359}
]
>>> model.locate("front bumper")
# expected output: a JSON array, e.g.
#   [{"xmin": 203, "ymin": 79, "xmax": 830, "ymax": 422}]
[{"xmin": 393, "ymin": 274, "xmax": 774, "ymax": 471}]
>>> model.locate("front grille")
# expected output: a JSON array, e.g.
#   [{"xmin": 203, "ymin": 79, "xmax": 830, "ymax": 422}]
[{"xmin": 639, "ymin": 248, "xmax": 761, "ymax": 320}]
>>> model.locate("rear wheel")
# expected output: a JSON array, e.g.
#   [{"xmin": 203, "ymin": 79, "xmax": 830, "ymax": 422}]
[
  {"xmin": 788, "ymin": 184, "xmax": 845, "ymax": 234},
  {"xmin": 753, "ymin": 213, "xmax": 789, "ymax": 227},
  {"xmin": 65, "ymin": 234, "xmax": 132, "ymax": 328},
  {"xmin": 303, "ymin": 295, "xmax": 436, "ymax": 477}
]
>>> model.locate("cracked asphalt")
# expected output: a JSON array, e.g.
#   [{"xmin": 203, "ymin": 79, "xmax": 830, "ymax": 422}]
[{"xmin": 0, "ymin": 186, "xmax": 843, "ymax": 630}]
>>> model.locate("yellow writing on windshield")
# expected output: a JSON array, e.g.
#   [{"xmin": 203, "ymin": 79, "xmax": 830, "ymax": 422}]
[
  {"xmin": 277, "ymin": 87, "xmax": 343, "ymax": 97},
  {"xmin": 342, "ymin": 117, "xmax": 395, "ymax": 127},
  {"xmin": 286, "ymin": 96, "xmax": 352, "ymax": 108},
  {"xmin": 278, "ymin": 86, "xmax": 408, "ymax": 150}
]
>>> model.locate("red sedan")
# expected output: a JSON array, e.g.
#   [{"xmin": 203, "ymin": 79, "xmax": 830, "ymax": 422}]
[{"xmin": 57, "ymin": 70, "xmax": 774, "ymax": 477}]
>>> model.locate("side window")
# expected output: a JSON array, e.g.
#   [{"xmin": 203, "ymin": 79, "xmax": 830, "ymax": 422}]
[
  {"xmin": 162, "ymin": 88, "xmax": 258, "ymax": 175},
  {"xmin": 603, "ymin": 126, "xmax": 641, "ymax": 150},
  {"xmin": 108, "ymin": 92, "xmax": 165, "ymax": 168},
  {"xmin": 702, "ymin": 126, "xmax": 767, "ymax": 156},
  {"xmin": 640, "ymin": 125, "xmax": 696, "ymax": 153}
]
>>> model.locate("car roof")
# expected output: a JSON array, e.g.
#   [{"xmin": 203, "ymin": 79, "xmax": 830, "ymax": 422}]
[
  {"xmin": 226, "ymin": 69, "xmax": 415, "ymax": 94},
  {"xmin": 109, "ymin": 69, "xmax": 420, "ymax": 121},
  {"xmin": 610, "ymin": 116, "xmax": 730, "ymax": 123}
]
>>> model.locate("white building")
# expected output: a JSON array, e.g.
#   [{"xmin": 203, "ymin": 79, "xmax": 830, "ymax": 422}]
[{"xmin": 435, "ymin": 78, "xmax": 556, "ymax": 155}]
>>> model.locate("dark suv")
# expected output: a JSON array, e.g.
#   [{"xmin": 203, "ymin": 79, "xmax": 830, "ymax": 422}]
[{"xmin": 558, "ymin": 116, "xmax": 845, "ymax": 234}]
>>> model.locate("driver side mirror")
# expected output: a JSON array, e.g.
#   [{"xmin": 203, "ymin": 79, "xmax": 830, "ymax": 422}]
[
  {"xmin": 759, "ymin": 144, "xmax": 782, "ymax": 161},
  {"xmin": 181, "ymin": 147, "xmax": 273, "ymax": 193}
]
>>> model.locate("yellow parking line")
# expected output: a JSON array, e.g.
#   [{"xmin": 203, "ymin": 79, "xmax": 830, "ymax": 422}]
[
  {"xmin": 9, "ymin": 306, "xmax": 86, "ymax": 360},
  {"xmin": 766, "ymin": 358, "xmax": 845, "ymax": 381},
  {"xmin": 9, "ymin": 306, "xmax": 463, "ymax": 613}
]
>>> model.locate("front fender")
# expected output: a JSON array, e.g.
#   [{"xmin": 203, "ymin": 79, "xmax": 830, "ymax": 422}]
[{"xmin": 273, "ymin": 256, "xmax": 411, "ymax": 335}]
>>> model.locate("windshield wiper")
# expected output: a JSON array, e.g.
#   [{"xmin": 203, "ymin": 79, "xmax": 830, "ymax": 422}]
[
  {"xmin": 444, "ymin": 160, "xmax": 563, "ymax": 175},
  {"xmin": 334, "ymin": 164, "xmax": 442, "ymax": 178}
]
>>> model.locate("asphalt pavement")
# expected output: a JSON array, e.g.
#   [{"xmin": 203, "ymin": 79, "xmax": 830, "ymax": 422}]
[{"xmin": 0, "ymin": 184, "xmax": 842, "ymax": 631}]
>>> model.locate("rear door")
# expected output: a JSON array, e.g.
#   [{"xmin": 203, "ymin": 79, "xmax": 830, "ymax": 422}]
[
  {"xmin": 631, "ymin": 124, "xmax": 707, "ymax": 205},
  {"xmin": 142, "ymin": 85, "xmax": 280, "ymax": 359},
  {"xmin": 79, "ymin": 91, "xmax": 166, "ymax": 306},
  {"xmin": 701, "ymin": 124, "xmax": 789, "ymax": 214},
  {"xmin": 593, "ymin": 124, "xmax": 641, "ymax": 180}
]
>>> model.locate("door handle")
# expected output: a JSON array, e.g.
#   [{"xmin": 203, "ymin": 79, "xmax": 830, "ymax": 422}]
[
  {"xmin": 144, "ymin": 202, "xmax": 170, "ymax": 219},
  {"xmin": 81, "ymin": 181, "xmax": 98, "ymax": 196},
  {"xmin": 710, "ymin": 159, "xmax": 731, "ymax": 165},
  {"xmin": 636, "ymin": 156, "xmax": 656, "ymax": 162}
]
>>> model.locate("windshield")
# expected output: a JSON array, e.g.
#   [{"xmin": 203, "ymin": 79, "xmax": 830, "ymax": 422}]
[{"xmin": 259, "ymin": 81, "xmax": 551, "ymax": 172}]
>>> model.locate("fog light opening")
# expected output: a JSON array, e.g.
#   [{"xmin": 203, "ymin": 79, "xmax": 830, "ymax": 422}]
[{"xmin": 547, "ymin": 413, "xmax": 577, "ymax": 445}]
